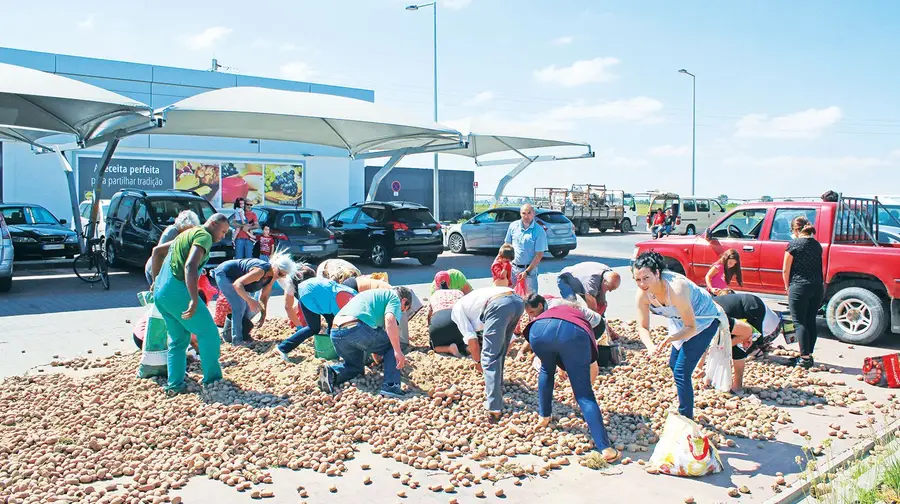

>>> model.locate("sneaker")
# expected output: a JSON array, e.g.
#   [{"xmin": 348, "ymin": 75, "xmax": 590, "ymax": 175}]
[
  {"xmin": 318, "ymin": 365, "xmax": 336, "ymax": 394},
  {"xmin": 797, "ymin": 357, "xmax": 815, "ymax": 369},
  {"xmin": 379, "ymin": 383, "xmax": 405, "ymax": 398},
  {"xmin": 276, "ymin": 347, "xmax": 291, "ymax": 363}
]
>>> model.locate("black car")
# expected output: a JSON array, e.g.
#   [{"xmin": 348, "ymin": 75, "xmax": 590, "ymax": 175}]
[
  {"xmin": 326, "ymin": 201, "xmax": 443, "ymax": 267},
  {"xmin": 227, "ymin": 206, "xmax": 338, "ymax": 261},
  {"xmin": 105, "ymin": 189, "xmax": 234, "ymax": 269},
  {"xmin": 0, "ymin": 203, "xmax": 79, "ymax": 260}
]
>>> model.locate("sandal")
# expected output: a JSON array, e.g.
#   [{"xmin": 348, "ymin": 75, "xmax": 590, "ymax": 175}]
[
  {"xmin": 601, "ymin": 448, "xmax": 622, "ymax": 464},
  {"xmin": 487, "ymin": 412, "xmax": 502, "ymax": 424}
]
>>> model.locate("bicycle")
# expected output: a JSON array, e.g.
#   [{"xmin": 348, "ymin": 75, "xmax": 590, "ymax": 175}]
[{"xmin": 73, "ymin": 235, "xmax": 110, "ymax": 290}]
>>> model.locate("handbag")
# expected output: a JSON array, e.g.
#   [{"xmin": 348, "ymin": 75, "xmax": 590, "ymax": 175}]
[{"xmin": 649, "ymin": 413, "xmax": 724, "ymax": 477}]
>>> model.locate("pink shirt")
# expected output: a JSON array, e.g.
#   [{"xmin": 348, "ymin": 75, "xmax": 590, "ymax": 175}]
[
  {"xmin": 430, "ymin": 289, "xmax": 464, "ymax": 312},
  {"xmin": 709, "ymin": 263, "xmax": 728, "ymax": 289}
]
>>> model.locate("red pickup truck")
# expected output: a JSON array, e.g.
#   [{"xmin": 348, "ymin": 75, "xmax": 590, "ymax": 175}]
[{"xmin": 633, "ymin": 199, "xmax": 900, "ymax": 345}]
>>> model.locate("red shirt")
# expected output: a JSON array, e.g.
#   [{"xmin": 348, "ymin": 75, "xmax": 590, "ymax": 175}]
[
  {"xmin": 653, "ymin": 213, "xmax": 665, "ymax": 225},
  {"xmin": 235, "ymin": 210, "xmax": 258, "ymax": 240},
  {"xmin": 491, "ymin": 259, "xmax": 512, "ymax": 284},
  {"xmin": 258, "ymin": 235, "xmax": 276, "ymax": 255}
]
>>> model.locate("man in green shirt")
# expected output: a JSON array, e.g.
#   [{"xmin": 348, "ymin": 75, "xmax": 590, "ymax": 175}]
[
  {"xmin": 149, "ymin": 213, "xmax": 231, "ymax": 395},
  {"xmin": 318, "ymin": 287, "xmax": 413, "ymax": 398}
]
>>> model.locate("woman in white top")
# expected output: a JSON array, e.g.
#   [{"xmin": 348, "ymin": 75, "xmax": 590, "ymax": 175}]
[{"xmin": 633, "ymin": 252, "xmax": 721, "ymax": 419}]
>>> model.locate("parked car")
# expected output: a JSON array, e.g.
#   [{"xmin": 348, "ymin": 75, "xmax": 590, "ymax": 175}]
[
  {"xmin": 105, "ymin": 189, "xmax": 234, "ymax": 269},
  {"xmin": 633, "ymin": 198, "xmax": 900, "ymax": 345},
  {"xmin": 646, "ymin": 192, "xmax": 726, "ymax": 236},
  {"xmin": 77, "ymin": 199, "xmax": 111, "ymax": 238},
  {"xmin": 0, "ymin": 212, "xmax": 13, "ymax": 292},
  {"xmin": 227, "ymin": 206, "xmax": 337, "ymax": 261},
  {"xmin": 0, "ymin": 203, "xmax": 79, "ymax": 260},
  {"xmin": 325, "ymin": 201, "xmax": 443, "ymax": 267},
  {"xmin": 444, "ymin": 206, "xmax": 577, "ymax": 258}
]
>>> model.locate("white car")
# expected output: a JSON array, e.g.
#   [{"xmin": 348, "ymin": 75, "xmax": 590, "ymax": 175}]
[{"xmin": 77, "ymin": 199, "xmax": 110, "ymax": 238}]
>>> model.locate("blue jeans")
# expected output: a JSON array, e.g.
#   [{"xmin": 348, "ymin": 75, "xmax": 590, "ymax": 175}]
[
  {"xmin": 214, "ymin": 269, "xmax": 249, "ymax": 344},
  {"xmin": 329, "ymin": 322, "xmax": 399, "ymax": 387},
  {"xmin": 530, "ymin": 318, "xmax": 611, "ymax": 450},
  {"xmin": 669, "ymin": 319, "xmax": 719, "ymax": 419},
  {"xmin": 234, "ymin": 238, "xmax": 254, "ymax": 259},
  {"xmin": 511, "ymin": 264, "xmax": 538, "ymax": 294},
  {"xmin": 278, "ymin": 300, "xmax": 335, "ymax": 353}
]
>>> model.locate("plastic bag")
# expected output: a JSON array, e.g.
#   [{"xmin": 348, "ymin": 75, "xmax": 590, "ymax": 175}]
[
  {"xmin": 863, "ymin": 354, "xmax": 900, "ymax": 388},
  {"xmin": 136, "ymin": 293, "xmax": 169, "ymax": 378},
  {"xmin": 214, "ymin": 296, "xmax": 231, "ymax": 327},
  {"xmin": 514, "ymin": 277, "xmax": 528, "ymax": 297},
  {"xmin": 649, "ymin": 413, "xmax": 724, "ymax": 477},
  {"xmin": 704, "ymin": 313, "xmax": 733, "ymax": 392}
]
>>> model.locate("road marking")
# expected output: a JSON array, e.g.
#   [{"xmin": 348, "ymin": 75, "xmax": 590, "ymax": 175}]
[{"xmin": 13, "ymin": 271, "xmax": 131, "ymax": 281}]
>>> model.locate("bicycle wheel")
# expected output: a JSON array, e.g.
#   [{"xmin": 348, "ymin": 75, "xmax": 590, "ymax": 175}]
[
  {"xmin": 73, "ymin": 253, "xmax": 101, "ymax": 283},
  {"xmin": 99, "ymin": 253, "xmax": 110, "ymax": 290}
]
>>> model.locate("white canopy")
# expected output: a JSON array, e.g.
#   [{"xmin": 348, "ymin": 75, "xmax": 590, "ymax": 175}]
[
  {"xmin": 0, "ymin": 62, "xmax": 152, "ymax": 146},
  {"xmin": 453, "ymin": 132, "xmax": 591, "ymax": 161},
  {"xmin": 147, "ymin": 87, "xmax": 465, "ymax": 157}
]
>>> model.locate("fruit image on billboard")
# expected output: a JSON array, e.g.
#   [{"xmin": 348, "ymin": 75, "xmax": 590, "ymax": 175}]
[
  {"xmin": 175, "ymin": 161, "xmax": 221, "ymax": 207},
  {"xmin": 264, "ymin": 163, "xmax": 304, "ymax": 206},
  {"xmin": 221, "ymin": 163, "xmax": 264, "ymax": 206}
]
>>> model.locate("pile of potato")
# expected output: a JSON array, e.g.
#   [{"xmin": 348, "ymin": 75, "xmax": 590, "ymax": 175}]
[{"xmin": 0, "ymin": 313, "xmax": 889, "ymax": 503}]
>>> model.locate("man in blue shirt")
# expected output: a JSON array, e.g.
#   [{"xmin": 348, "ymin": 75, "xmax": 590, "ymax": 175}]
[
  {"xmin": 277, "ymin": 275, "xmax": 356, "ymax": 361},
  {"xmin": 504, "ymin": 203, "xmax": 548, "ymax": 295}
]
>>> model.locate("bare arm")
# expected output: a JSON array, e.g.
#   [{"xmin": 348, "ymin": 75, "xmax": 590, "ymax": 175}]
[
  {"xmin": 233, "ymin": 268, "xmax": 266, "ymax": 305},
  {"xmin": 149, "ymin": 240, "xmax": 175, "ymax": 282},
  {"xmin": 705, "ymin": 263, "xmax": 720, "ymax": 291},
  {"xmin": 635, "ymin": 289, "xmax": 654, "ymax": 353},
  {"xmin": 782, "ymin": 252, "xmax": 793, "ymax": 292},
  {"xmin": 285, "ymin": 294, "xmax": 302, "ymax": 327},
  {"xmin": 182, "ymin": 245, "xmax": 206, "ymax": 319},
  {"xmin": 385, "ymin": 313, "xmax": 407, "ymax": 369},
  {"xmin": 526, "ymin": 252, "xmax": 544, "ymax": 273},
  {"xmin": 256, "ymin": 281, "xmax": 274, "ymax": 326}
]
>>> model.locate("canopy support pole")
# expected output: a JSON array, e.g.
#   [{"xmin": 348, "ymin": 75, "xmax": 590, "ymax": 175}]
[
  {"xmin": 491, "ymin": 158, "xmax": 534, "ymax": 208},
  {"xmin": 84, "ymin": 138, "xmax": 120, "ymax": 246},
  {"xmin": 366, "ymin": 152, "xmax": 405, "ymax": 202},
  {"xmin": 54, "ymin": 147, "xmax": 86, "ymax": 254}
]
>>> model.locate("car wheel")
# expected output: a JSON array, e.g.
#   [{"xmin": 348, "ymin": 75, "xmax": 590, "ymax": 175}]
[
  {"xmin": 621, "ymin": 219, "xmax": 633, "ymax": 233},
  {"xmin": 0, "ymin": 276, "xmax": 11, "ymax": 293},
  {"xmin": 105, "ymin": 241, "xmax": 118, "ymax": 267},
  {"xmin": 448, "ymin": 233, "xmax": 466, "ymax": 253},
  {"xmin": 551, "ymin": 249, "xmax": 569, "ymax": 259},
  {"xmin": 686, "ymin": 225, "xmax": 696, "ymax": 235},
  {"xmin": 826, "ymin": 287, "xmax": 888, "ymax": 345},
  {"xmin": 578, "ymin": 221, "xmax": 590, "ymax": 235},
  {"xmin": 368, "ymin": 242, "xmax": 391, "ymax": 268},
  {"xmin": 417, "ymin": 254, "xmax": 438, "ymax": 266}
]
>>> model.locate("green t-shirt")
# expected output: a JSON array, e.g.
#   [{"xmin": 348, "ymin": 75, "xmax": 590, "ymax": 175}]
[
  {"xmin": 431, "ymin": 269, "xmax": 469, "ymax": 294},
  {"xmin": 337, "ymin": 289, "xmax": 402, "ymax": 329},
  {"xmin": 168, "ymin": 227, "xmax": 213, "ymax": 281}
]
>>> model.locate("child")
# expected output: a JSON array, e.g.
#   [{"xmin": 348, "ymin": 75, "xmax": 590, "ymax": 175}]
[
  {"xmin": 258, "ymin": 226, "xmax": 276, "ymax": 261},
  {"xmin": 491, "ymin": 243, "xmax": 515, "ymax": 287},
  {"xmin": 705, "ymin": 248, "xmax": 742, "ymax": 296}
]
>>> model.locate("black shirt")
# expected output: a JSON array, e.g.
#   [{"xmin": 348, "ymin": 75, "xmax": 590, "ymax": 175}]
[
  {"xmin": 786, "ymin": 237, "xmax": 824, "ymax": 286},
  {"xmin": 713, "ymin": 293, "xmax": 766, "ymax": 332}
]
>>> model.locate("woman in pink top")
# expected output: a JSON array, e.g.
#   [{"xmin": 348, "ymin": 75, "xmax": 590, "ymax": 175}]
[
  {"xmin": 427, "ymin": 287, "xmax": 466, "ymax": 356},
  {"xmin": 705, "ymin": 249, "xmax": 743, "ymax": 296}
]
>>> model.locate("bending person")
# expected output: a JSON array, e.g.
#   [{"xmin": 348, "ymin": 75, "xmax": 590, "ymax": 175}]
[
  {"xmin": 524, "ymin": 301, "xmax": 621, "ymax": 464},
  {"xmin": 705, "ymin": 249, "xmax": 743, "ymax": 296},
  {"xmin": 144, "ymin": 210, "xmax": 200, "ymax": 285},
  {"xmin": 427, "ymin": 283, "xmax": 466, "ymax": 356},
  {"xmin": 633, "ymin": 251, "xmax": 721, "ymax": 419},
  {"xmin": 522, "ymin": 293, "xmax": 604, "ymax": 375},
  {"xmin": 278, "ymin": 275, "xmax": 357, "ymax": 361},
  {"xmin": 148, "ymin": 213, "xmax": 231, "ymax": 395},
  {"xmin": 451, "ymin": 286, "xmax": 525, "ymax": 423},
  {"xmin": 212, "ymin": 250, "xmax": 298, "ymax": 345},
  {"xmin": 431, "ymin": 269, "xmax": 474, "ymax": 294}
]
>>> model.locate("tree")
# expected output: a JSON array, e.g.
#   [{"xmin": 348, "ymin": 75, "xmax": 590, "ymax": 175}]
[
  {"xmin": 717, "ymin": 194, "xmax": 729, "ymax": 205},
  {"xmin": 760, "ymin": 195, "xmax": 774, "ymax": 202}
]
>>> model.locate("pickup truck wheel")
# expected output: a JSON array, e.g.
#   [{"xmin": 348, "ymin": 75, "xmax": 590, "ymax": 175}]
[
  {"xmin": 620, "ymin": 219, "xmax": 633, "ymax": 233},
  {"xmin": 578, "ymin": 221, "xmax": 590, "ymax": 235},
  {"xmin": 448, "ymin": 233, "xmax": 466, "ymax": 253},
  {"xmin": 826, "ymin": 287, "xmax": 888, "ymax": 344}
]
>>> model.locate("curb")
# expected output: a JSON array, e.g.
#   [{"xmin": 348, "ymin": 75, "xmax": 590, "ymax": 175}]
[{"xmin": 763, "ymin": 415, "xmax": 900, "ymax": 504}]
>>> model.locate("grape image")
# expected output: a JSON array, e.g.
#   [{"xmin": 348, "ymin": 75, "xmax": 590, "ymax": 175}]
[{"xmin": 221, "ymin": 163, "xmax": 239, "ymax": 178}]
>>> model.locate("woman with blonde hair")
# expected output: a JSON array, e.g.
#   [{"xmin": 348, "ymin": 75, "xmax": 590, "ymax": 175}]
[
  {"xmin": 212, "ymin": 248, "xmax": 298, "ymax": 345},
  {"xmin": 706, "ymin": 248, "xmax": 743, "ymax": 296}
]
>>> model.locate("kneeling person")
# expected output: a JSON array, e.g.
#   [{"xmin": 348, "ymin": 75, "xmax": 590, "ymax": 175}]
[{"xmin": 318, "ymin": 287, "xmax": 413, "ymax": 398}]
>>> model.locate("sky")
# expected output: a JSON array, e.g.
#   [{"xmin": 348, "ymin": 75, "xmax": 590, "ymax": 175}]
[{"xmin": 1, "ymin": 0, "xmax": 899, "ymax": 201}]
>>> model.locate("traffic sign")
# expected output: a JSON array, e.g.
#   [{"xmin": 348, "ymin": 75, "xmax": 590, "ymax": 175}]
[
  {"xmin": 391, "ymin": 180, "xmax": 401, "ymax": 192},
  {"xmin": 473, "ymin": 181, "xmax": 479, "ymax": 188}
]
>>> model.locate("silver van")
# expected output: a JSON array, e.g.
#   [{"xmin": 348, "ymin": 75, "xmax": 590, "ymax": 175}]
[{"xmin": 646, "ymin": 192, "xmax": 726, "ymax": 236}]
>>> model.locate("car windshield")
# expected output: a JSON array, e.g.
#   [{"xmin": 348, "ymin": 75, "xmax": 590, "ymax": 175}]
[
  {"xmin": 537, "ymin": 211, "xmax": 570, "ymax": 224},
  {"xmin": 28, "ymin": 206, "xmax": 60, "ymax": 225},
  {"xmin": 878, "ymin": 204, "xmax": 900, "ymax": 228},
  {"xmin": 393, "ymin": 208, "xmax": 436, "ymax": 227},
  {"xmin": 148, "ymin": 199, "xmax": 216, "ymax": 226}
]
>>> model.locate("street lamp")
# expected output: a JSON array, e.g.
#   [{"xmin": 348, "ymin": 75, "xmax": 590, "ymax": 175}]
[
  {"xmin": 678, "ymin": 68, "xmax": 696, "ymax": 196},
  {"xmin": 406, "ymin": 2, "xmax": 440, "ymax": 220}
]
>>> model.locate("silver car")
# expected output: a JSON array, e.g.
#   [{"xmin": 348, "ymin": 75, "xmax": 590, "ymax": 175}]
[
  {"xmin": 0, "ymin": 212, "xmax": 13, "ymax": 292},
  {"xmin": 444, "ymin": 206, "xmax": 577, "ymax": 258}
]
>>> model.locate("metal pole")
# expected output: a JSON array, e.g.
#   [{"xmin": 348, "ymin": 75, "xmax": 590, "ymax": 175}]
[
  {"xmin": 86, "ymin": 138, "xmax": 120, "ymax": 243},
  {"xmin": 55, "ymin": 147, "xmax": 87, "ymax": 254},
  {"xmin": 432, "ymin": 1, "xmax": 440, "ymax": 221},
  {"xmin": 691, "ymin": 74, "xmax": 696, "ymax": 196}
]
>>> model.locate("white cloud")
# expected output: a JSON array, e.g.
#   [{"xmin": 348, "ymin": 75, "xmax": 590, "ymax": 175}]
[
  {"xmin": 280, "ymin": 42, "xmax": 299, "ymax": 52},
  {"xmin": 184, "ymin": 26, "xmax": 232, "ymax": 51},
  {"xmin": 552, "ymin": 36, "xmax": 574, "ymax": 45},
  {"xmin": 735, "ymin": 106, "xmax": 842, "ymax": 139},
  {"xmin": 443, "ymin": 0, "xmax": 472, "ymax": 9},
  {"xmin": 649, "ymin": 145, "xmax": 690, "ymax": 157},
  {"xmin": 280, "ymin": 62, "xmax": 317, "ymax": 81},
  {"xmin": 594, "ymin": 147, "xmax": 649, "ymax": 168},
  {"xmin": 77, "ymin": 14, "xmax": 95, "ymax": 30},
  {"xmin": 533, "ymin": 57, "xmax": 619, "ymax": 87},
  {"xmin": 547, "ymin": 97, "xmax": 664, "ymax": 123},
  {"xmin": 465, "ymin": 91, "xmax": 494, "ymax": 106}
]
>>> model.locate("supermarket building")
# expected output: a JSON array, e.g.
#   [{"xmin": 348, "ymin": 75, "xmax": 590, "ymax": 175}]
[{"xmin": 0, "ymin": 46, "xmax": 460, "ymax": 222}]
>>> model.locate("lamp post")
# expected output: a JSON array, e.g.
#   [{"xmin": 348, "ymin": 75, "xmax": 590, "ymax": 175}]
[
  {"xmin": 678, "ymin": 68, "xmax": 696, "ymax": 196},
  {"xmin": 406, "ymin": 2, "xmax": 440, "ymax": 220}
]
